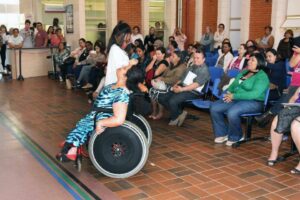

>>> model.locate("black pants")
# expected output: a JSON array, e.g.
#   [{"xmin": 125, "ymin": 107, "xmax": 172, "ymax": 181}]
[{"xmin": 1, "ymin": 44, "xmax": 6, "ymax": 69}]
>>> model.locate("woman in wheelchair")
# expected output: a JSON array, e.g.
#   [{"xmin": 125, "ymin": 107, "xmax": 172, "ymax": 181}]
[{"xmin": 56, "ymin": 64, "xmax": 143, "ymax": 162}]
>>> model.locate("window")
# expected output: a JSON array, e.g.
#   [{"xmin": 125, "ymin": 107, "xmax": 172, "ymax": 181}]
[
  {"xmin": 149, "ymin": 0, "xmax": 165, "ymax": 41},
  {"xmin": 0, "ymin": 0, "xmax": 21, "ymax": 29},
  {"xmin": 85, "ymin": 0, "xmax": 106, "ymax": 45}
]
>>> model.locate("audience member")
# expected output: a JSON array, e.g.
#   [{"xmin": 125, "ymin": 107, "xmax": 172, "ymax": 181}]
[
  {"xmin": 80, "ymin": 42, "xmax": 107, "ymax": 88},
  {"xmin": 200, "ymin": 26, "xmax": 214, "ymax": 52},
  {"xmin": 0, "ymin": 25, "xmax": 8, "ymax": 73},
  {"xmin": 20, "ymin": 19, "xmax": 34, "ymax": 48},
  {"xmin": 227, "ymin": 44, "xmax": 247, "ymax": 71},
  {"xmin": 149, "ymin": 51, "xmax": 186, "ymax": 120},
  {"xmin": 277, "ymin": 29, "xmax": 294, "ymax": 61},
  {"xmin": 290, "ymin": 115, "xmax": 300, "ymax": 174},
  {"xmin": 158, "ymin": 48, "xmax": 210, "ymax": 126},
  {"xmin": 210, "ymin": 53, "xmax": 269, "ymax": 146},
  {"xmin": 267, "ymin": 87, "xmax": 300, "ymax": 167},
  {"xmin": 173, "ymin": 28, "xmax": 187, "ymax": 51},
  {"xmin": 136, "ymin": 44, "xmax": 151, "ymax": 73},
  {"xmin": 144, "ymin": 27, "xmax": 156, "ymax": 53},
  {"xmin": 54, "ymin": 42, "xmax": 70, "ymax": 81},
  {"xmin": 257, "ymin": 25, "xmax": 274, "ymax": 50},
  {"xmin": 35, "ymin": 22, "xmax": 48, "ymax": 48},
  {"xmin": 8, "ymin": 28, "xmax": 23, "ymax": 49},
  {"xmin": 145, "ymin": 47, "xmax": 169, "ymax": 88},
  {"xmin": 213, "ymin": 23, "xmax": 226, "ymax": 51},
  {"xmin": 131, "ymin": 26, "xmax": 143, "ymax": 44},
  {"xmin": 215, "ymin": 42, "xmax": 234, "ymax": 71},
  {"xmin": 265, "ymin": 49, "xmax": 286, "ymax": 100},
  {"xmin": 50, "ymin": 28, "xmax": 65, "ymax": 47}
]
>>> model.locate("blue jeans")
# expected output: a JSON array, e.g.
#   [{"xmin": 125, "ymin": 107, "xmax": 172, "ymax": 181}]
[
  {"xmin": 158, "ymin": 91, "xmax": 198, "ymax": 120},
  {"xmin": 210, "ymin": 100, "xmax": 263, "ymax": 141}
]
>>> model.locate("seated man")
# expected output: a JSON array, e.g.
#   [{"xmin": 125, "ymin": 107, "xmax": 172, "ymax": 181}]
[{"xmin": 158, "ymin": 48, "xmax": 210, "ymax": 126}]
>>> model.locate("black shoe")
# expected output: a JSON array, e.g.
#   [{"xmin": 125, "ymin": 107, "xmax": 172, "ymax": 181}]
[{"xmin": 255, "ymin": 111, "xmax": 273, "ymax": 127}]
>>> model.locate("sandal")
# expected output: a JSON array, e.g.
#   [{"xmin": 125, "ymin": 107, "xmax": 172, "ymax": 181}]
[
  {"xmin": 290, "ymin": 168, "xmax": 300, "ymax": 174},
  {"xmin": 267, "ymin": 160, "xmax": 277, "ymax": 166}
]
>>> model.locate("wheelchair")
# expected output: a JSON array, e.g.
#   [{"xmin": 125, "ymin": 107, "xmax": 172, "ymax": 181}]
[{"xmin": 75, "ymin": 101, "xmax": 152, "ymax": 179}]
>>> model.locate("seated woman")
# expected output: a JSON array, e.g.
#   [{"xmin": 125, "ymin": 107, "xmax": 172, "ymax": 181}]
[
  {"xmin": 56, "ymin": 65, "xmax": 143, "ymax": 162},
  {"xmin": 215, "ymin": 42, "xmax": 234, "ymax": 71},
  {"xmin": 145, "ymin": 47, "xmax": 169, "ymax": 88},
  {"xmin": 54, "ymin": 42, "xmax": 70, "ymax": 81},
  {"xmin": 265, "ymin": 49, "xmax": 286, "ymax": 101},
  {"xmin": 79, "ymin": 42, "xmax": 106, "ymax": 89},
  {"xmin": 227, "ymin": 44, "xmax": 247, "ymax": 71},
  {"xmin": 267, "ymin": 87, "xmax": 300, "ymax": 167},
  {"xmin": 158, "ymin": 48, "xmax": 210, "ymax": 126},
  {"xmin": 149, "ymin": 51, "xmax": 186, "ymax": 119},
  {"xmin": 210, "ymin": 53, "xmax": 269, "ymax": 146},
  {"xmin": 136, "ymin": 44, "xmax": 151, "ymax": 74},
  {"xmin": 290, "ymin": 115, "xmax": 300, "ymax": 174}
]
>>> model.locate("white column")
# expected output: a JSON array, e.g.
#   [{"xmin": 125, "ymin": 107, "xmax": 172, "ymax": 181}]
[
  {"xmin": 240, "ymin": 0, "xmax": 250, "ymax": 43},
  {"xmin": 64, "ymin": 0, "xmax": 86, "ymax": 49},
  {"xmin": 106, "ymin": 0, "xmax": 118, "ymax": 42},
  {"xmin": 271, "ymin": 0, "xmax": 288, "ymax": 49},
  {"xmin": 194, "ymin": 0, "xmax": 203, "ymax": 41},
  {"xmin": 141, "ymin": 0, "xmax": 150, "ymax": 36},
  {"xmin": 164, "ymin": 0, "xmax": 177, "ymax": 45},
  {"xmin": 217, "ymin": 0, "xmax": 230, "ymax": 37}
]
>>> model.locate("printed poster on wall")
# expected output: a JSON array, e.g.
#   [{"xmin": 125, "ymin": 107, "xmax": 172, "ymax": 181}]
[{"xmin": 65, "ymin": 4, "xmax": 73, "ymax": 33}]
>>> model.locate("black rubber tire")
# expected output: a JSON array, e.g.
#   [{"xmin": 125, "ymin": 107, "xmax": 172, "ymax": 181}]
[
  {"xmin": 88, "ymin": 121, "xmax": 148, "ymax": 178},
  {"xmin": 130, "ymin": 114, "xmax": 152, "ymax": 147}
]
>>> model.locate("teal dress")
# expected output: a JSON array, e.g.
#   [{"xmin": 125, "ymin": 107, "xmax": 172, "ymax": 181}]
[{"xmin": 66, "ymin": 85, "xmax": 129, "ymax": 147}]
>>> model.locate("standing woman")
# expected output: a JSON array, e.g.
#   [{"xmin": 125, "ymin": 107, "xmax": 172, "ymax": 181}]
[
  {"xmin": 105, "ymin": 21, "xmax": 137, "ymax": 86},
  {"xmin": 0, "ymin": 25, "xmax": 9, "ymax": 74}
]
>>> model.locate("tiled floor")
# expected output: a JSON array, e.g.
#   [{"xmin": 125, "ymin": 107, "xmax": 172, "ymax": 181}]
[{"xmin": 0, "ymin": 77, "xmax": 300, "ymax": 200}]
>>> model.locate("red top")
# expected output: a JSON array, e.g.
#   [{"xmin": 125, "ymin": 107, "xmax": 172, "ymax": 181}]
[{"xmin": 35, "ymin": 30, "xmax": 48, "ymax": 48}]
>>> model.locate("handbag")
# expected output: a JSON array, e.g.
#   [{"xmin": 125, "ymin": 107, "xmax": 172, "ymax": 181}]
[{"xmin": 151, "ymin": 79, "xmax": 167, "ymax": 90}]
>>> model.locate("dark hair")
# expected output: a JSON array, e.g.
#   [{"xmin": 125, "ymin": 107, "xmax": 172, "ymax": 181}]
[
  {"xmin": 266, "ymin": 48, "xmax": 277, "ymax": 56},
  {"xmin": 124, "ymin": 43, "xmax": 136, "ymax": 55},
  {"xmin": 53, "ymin": 18, "xmax": 59, "ymax": 26},
  {"xmin": 79, "ymin": 38, "xmax": 86, "ymax": 43},
  {"xmin": 47, "ymin": 26, "xmax": 53, "ymax": 34},
  {"xmin": 170, "ymin": 40, "xmax": 178, "ymax": 49},
  {"xmin": 126, "ymin": 65, "xmax": 144, "ymax": 92},
  {"xmin": 156, "ymin": 46, "xmax": 166, "ymax": 55},
  {"xmin": 265, "ymin": 25, "xmax": 273, "ymax": 32},
  {"xmin": 25, "ymin": 19, "xmax": 31, "ymax": 24},
  {"xmin": 36, "ymin": 22, "xmax": 42, "ymax": 26},
  {"xmin": 222, "ymin": 42, "xmax": 233, "ymax": 55},
  {"xmin": 55, "ymin": 28, "xmax": 62, "ymax": 33},
  {"xmin": 251, "ymin": 53, "xmax": 266, "ymax": 70},
  {"xmin": 134, "ymin": 38, "xmax": 143, "ymax": 47},
  {"xmin": 173, "ymin": 50, "xmax": 183, "ymax": 63},
  {"xmin": 218, "ymin": 23, "xmax": 225, "ymax": 29},
  {"xmin": 107, "ymin": 21, "xmax": 131, "ymax": 53},
  {"xmin": 133, "ymin": 26, "xmax": 140, "ymax": 33},
  {"xmin": 169, "ymin": 36, "xmax": 175, "ymax": 40},
  {"xmin": 12, "ymin": 28, "xmax": 19, "ymax": 33},
  {"xmin": 284, "ymin": 29, "xmax": 294, "ymax": 38},
  {"xmin": 136, "ymin": 44, "xmax": 145, "ymax": 51},
  {"xmin": 94, "ymin": 41, "xmax": 106, "ymax": 55},
  {"xmin": 195, "ymin": 46, "xmax": 206, "ymax": 58},
  {"xmin": 85, "ymin": 41, "xmax": 93, "ymax": 46}
]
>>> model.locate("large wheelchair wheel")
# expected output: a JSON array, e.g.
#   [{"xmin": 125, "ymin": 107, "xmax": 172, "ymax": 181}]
[
  {"xmin": 88, "ymin": 121, "xmax": 149, "ymax": 178},
  {"xmin": 129, "ymin": 114, "xmax": 152, "ymax": 147}
]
